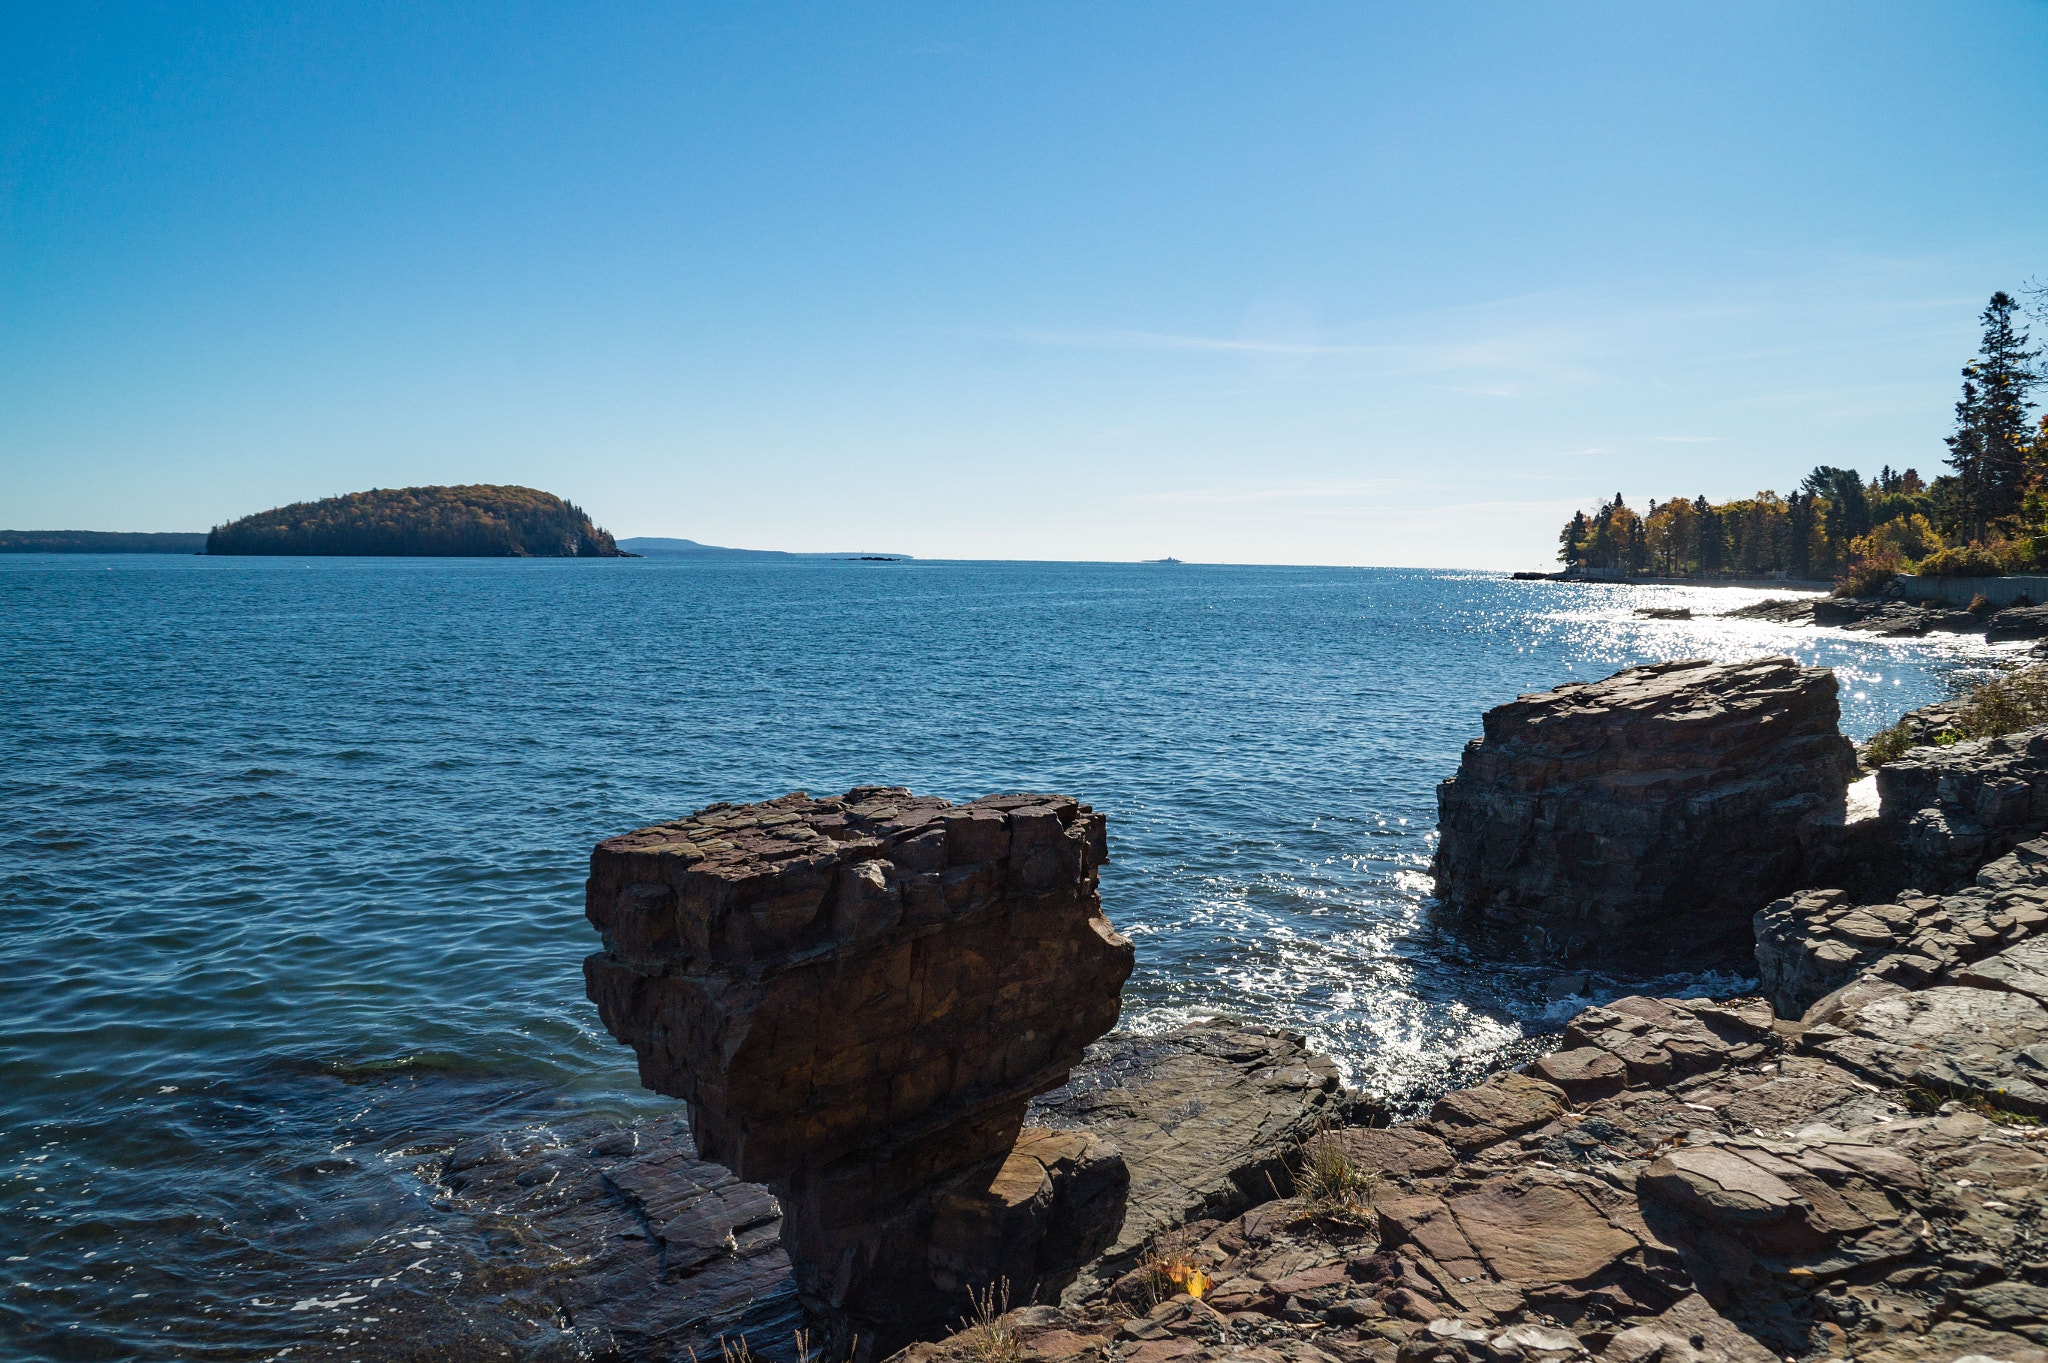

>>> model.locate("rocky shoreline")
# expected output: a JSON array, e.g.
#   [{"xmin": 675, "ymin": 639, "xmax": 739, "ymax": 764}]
[
  {"xmin": 1723, "ymin": 595, "xmax": 2048, "ymax": 647},
  {"xmin": 353, "ymin": 653, "xmax": 2048, "ymax": 1363}
]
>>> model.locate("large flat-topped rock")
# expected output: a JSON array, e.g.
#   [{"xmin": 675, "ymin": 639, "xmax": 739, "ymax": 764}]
[
  {"xmin": 584, "ymin": 786, "xmax": 1135, "ymax": 1351},
  {"xmin": 1433, "ymin": 656, "xmax": 1857, "ymax": 965}
]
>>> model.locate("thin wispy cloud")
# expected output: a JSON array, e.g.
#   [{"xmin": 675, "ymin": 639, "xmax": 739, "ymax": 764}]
[
  {"xmin": 1012, "ymin": 328, "xmax": 1358, "ymax": 356},
  {"xmin": 1652, "ymin": 436, "xmax": 1725, "ymax": 443},
  {"xmin": 1133, "ymin": 479, "xmax": 1418, "ymax": 506}
]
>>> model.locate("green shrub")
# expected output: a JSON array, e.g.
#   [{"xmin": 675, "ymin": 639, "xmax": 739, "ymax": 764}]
[
  {"xmin": 1832, "ymin": 557, "xmax": 1899, "ymax": 598},
  {"xmin": 1917, "ymin": 543, "xmax": 2007, "ymax": 578},
  {"xmin": 1864, "ymin": 720, "xmax": 1918, "ymax": 767}
]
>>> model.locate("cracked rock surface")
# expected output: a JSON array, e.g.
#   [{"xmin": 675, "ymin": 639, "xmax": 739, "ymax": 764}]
[{"xmin": 889, "ymin": 977, "xmax": 2048, "ymax": 1363}]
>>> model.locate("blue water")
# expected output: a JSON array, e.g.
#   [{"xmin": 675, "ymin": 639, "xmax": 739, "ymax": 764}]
[{"xmin": 0, "ymin": 556, "xmax": 2015, "ymax": 1358}]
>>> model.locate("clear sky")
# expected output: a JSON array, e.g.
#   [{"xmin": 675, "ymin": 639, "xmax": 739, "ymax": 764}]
[{"xmin": 4, "ymin": 3, "xmax": 2045, "ymax": 567}]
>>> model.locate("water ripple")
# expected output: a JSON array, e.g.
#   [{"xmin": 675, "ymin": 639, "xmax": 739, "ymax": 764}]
[{"xmin": 0, "ymin": 558, "xmax": 2003, "ymax": 1356}]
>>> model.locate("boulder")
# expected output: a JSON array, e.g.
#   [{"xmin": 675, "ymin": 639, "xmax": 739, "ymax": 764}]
[
  {"xmin": 1560, "ymin": 995, "xmax": 1775, "ymax": 1086},
  {"xmin": 583, "ymin": 787, "xmax": 1136, "ymax": 1349},
  {"xmin": 1426, "ymin": 1072, "xmax": 1566, "ymax": 1151},
  {"xmin": 1431, "ymin": 657, "xmax": 1858, "ymax": 965},
  {"xmin": 1529, "ymin": 1047, "xmax": 1628, "ymax": 1103},
  {"xmin": 1804, "ymin": 974, "xmax": 2048, "ymax": 1115}
]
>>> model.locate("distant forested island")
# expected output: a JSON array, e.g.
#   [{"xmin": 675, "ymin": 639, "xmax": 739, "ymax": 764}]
[
  {"xmin": 206, "ymin": 485, "xmax": 626, "ymax": 557},
  {"xmin": 1555, "ymin": 289, "xmax": 2045, "ymax": 588},
  {"xmin": 617, "ymin": 537, "xmax": 913, "ymax": 560},
  {"xmin": 1, "ymin": 531, "xmax": 207, "ymax": 553}
]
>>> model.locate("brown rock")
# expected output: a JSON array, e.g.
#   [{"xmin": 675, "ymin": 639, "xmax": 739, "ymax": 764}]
[
  {"xmin": 1529, "ymin": 1048, "xmax": 1627, "ymax": 1104},
  {"xmin": 582, "ymin": 786, "xmax": 1135, "ymax": 1346},
  {"xmin": 1431, "ymin": 657, "xmax": 1857, "ymax": 965},
  {"xmin": 1375, "ymin": 1195, "xmax": 1486, "ymax": 1281},
  {"xmin": 1428, "ymin": 1073, "xmax": 1566, "ymax": 1151},
  {"xmin": 1320, "ymin": 1126, "xmax": 1456, "ymax": 1180},
  {"xmin": 1446, "ymin": 1174, "xmax": 1639, "ymax": 1285}
]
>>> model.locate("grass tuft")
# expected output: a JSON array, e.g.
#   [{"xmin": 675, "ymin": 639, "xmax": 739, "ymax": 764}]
[
  {"xmin": 956, "ymin": 1278, "xmax": 1021, "ymax": 1363},
  {"xmin": 1898, "ymin": 1083, "xmax": 2046, "ymax": 1127},
  {"xmin": 1289, "ymin": 1124, "xmax": 1384, "ymax": 1226}
]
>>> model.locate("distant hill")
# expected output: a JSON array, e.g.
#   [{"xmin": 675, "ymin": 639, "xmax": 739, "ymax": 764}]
[
  {"xmin": 208, "ymin": 486, "xmax": 625, "ymax": 557},
  {"xmin": 1, "ymin": 530, "xmax": 208, "ymax": 553},
  {"xmin": 618, "ymin": 537, "xmax": 912, "ymax": 560}
]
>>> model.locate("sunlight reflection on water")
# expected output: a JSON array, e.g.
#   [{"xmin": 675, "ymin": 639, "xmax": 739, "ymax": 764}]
[{"xmin": 0, "ymin": 559, "xmax": 2015, "ymax": 1358}]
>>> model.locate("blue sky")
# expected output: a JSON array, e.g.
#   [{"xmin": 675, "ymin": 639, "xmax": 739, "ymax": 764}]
[{"xmin": 4, "ymin": 3, "xmax": 2045, "ymax": 567}]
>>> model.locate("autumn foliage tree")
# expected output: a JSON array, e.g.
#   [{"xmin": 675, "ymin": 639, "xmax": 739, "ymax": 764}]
[{"xmin": 1551, "ymin": 287, "xmax": 2048, "ymax": 585}]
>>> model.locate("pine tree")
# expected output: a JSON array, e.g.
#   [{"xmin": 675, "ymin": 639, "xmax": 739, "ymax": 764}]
[
  {"xmin": 1558, "ymin": 510, "xmax": 1589, "ymax": 565},
  {"xmin": 1788, "ymin": 492, "xmax": 1814, "ymax": 579},
  {"xmin": 1946, "ymin": 292, "xmax": 2042, "ymax": 542},
  {"xmin": 1692, "ymin": 495, "xmax": 1727, "ymax": 575}
]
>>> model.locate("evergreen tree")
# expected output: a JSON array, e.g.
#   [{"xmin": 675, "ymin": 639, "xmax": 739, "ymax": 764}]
[
  {"xmin": 1692, "ymin": 495, "xmax": 1726, "ymax": 575},
  {"xmin": 1800, "ymin": 466, "xmax": 1869, "ymax": 559},
  {"xmin": 1946, "ymin": 292, "xmax": 2042, "ymax": 542},
  {"xmin": 1558, "ymin": 510, "xmax": 1588, "ymax": 564},
  {"xmin": 1788, "ymin": 492, "xmax": 1814, "ymax": 579}
]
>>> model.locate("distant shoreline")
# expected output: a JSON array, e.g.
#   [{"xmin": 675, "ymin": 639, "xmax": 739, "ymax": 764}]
[{"xmin": 1515, "ymin": 572, "xmax": 1832, "ymax": 593}]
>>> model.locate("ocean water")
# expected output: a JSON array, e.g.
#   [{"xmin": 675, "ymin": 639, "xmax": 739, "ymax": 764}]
[{"xmin": 0, "ymin": 556, "xmax": 2019, "ymax": 1359}]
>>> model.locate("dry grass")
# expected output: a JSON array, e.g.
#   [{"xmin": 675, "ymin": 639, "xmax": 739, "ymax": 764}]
[
  {"xmin": 1899, "ymin": 1082, "xmax": 2046, "ymax": 1127},
  {"xmin": 1131, "ymin": 1226, "xmax": 1212, "ymax": 1307},
  {"xmin": 1290, "ymin": 1125, "xmax": 1384, "ymax": 1226},
  {"xmin": 955, "ymin": 1278, "xmax": 1022, "ymax": 1363},
  {"xmin": 1955, "ymin": 667, "xmax": 2048, "ymax": 740}
]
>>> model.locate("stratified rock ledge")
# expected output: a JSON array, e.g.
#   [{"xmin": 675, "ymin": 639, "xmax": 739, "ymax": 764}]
[{"xmin": 1433, "ymin": 657, "xmax": 1857, "ymax": 966}]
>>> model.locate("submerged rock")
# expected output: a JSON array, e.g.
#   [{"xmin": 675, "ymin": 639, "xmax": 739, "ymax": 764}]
[
  {"xmin": 1432, "ymin": 657, "xmax": 1857, "ymax": 965},
  {"xmin": 582, "ymin": 786, "xmax": 1135, "ymax": 1352}
]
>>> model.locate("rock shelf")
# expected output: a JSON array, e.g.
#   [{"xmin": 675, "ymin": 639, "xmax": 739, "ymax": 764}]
[
  {"xmin": 1758, "ymin": 836, "xmax": 2048, "ymax": 1018},
  {"xmin": 893, "ymin": 972, "xmax": 2048, "ymax": 1363}
]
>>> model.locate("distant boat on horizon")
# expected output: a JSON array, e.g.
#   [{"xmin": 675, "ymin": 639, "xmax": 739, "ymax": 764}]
[{"xmin": 1142, "ymin": 556, "xmax": 1184, "ymax": 565}]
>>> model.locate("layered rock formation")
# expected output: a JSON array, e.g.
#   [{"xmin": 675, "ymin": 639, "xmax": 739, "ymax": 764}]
[
  {"xmin": 1432, "ymin": 657, "xmax": 1858, "ymax": 964},
  {"xmin": 1877, "ymin": 724, "xmax": 2048, "ymax": 891},
  {"xmin": 890, "ymin": 977, "xmax": 2048, "ymax": 1363},
  {"xmin": 583, "ymin": 787, "xmax": 1136, "ymax": 1350},
  {"xmin": 1757, "ymin": 835, "xmax": 2048, "ymax": 1018}
]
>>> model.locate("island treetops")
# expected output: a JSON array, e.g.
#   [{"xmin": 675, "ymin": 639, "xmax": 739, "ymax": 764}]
[
  {"xmin": 1557, "ymin": 290, "xmax": 2047, "ymax": 587},
  {"xmin": 206, "ymin": 485, "xmax": 626, "ymax": 557}
]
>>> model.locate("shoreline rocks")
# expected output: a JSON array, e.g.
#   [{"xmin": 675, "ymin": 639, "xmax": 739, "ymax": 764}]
[
  {"xmin": 583, "ymin": 786, "xmax": 1137, "ymax": 1352},
  {"xmin": 889, "ymin": 962, "xmax": 2048, "ymax": 1363},
  {"xmin": 1757, "ymin": 835, "xmax": 2048, "ymax": 1018},
  {"xmin": 1432, "ymin": 657, "xmax": 1857, "ymax": 967}
]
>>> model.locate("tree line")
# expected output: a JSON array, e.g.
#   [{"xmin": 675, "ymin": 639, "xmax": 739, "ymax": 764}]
[
  {"xmin": 1557, "ymin": 290, "xmax": 2045, "ymax": 583},
  {"xmin": 206, "ymin": 485, "xmax": 625, "ymax": 557}
]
